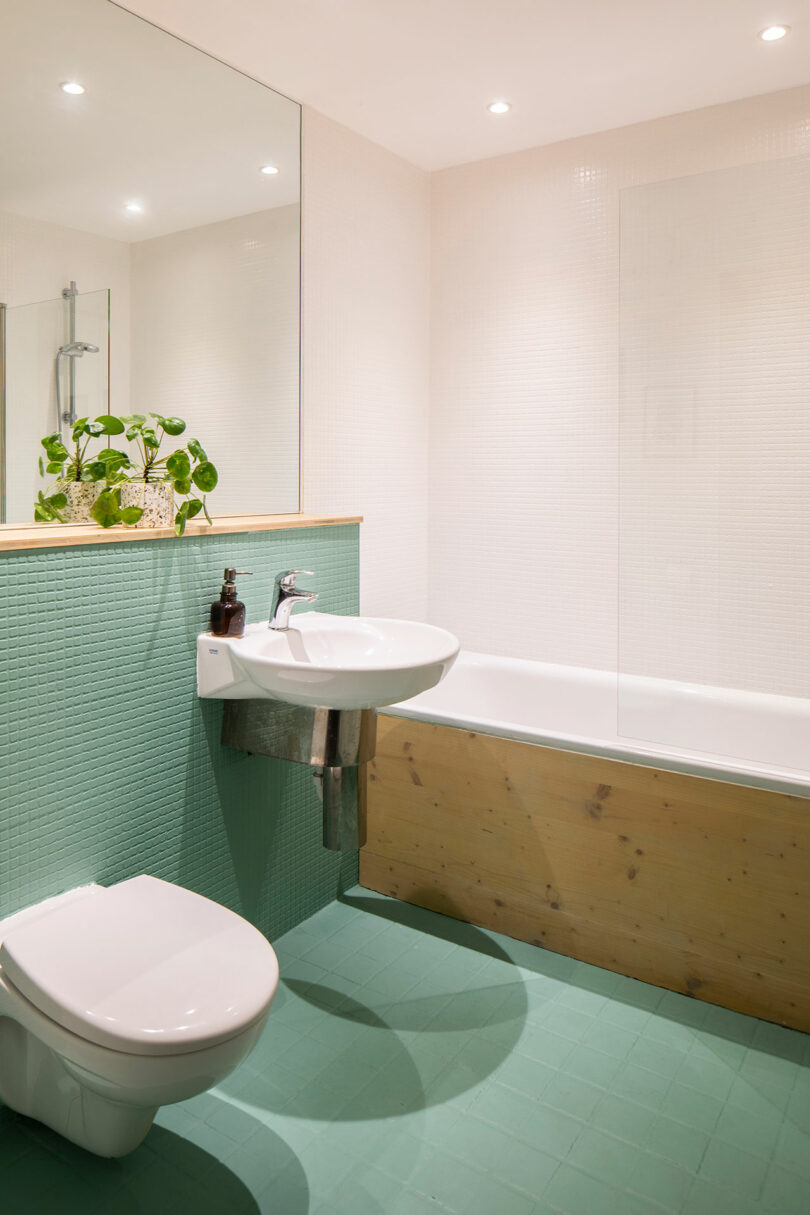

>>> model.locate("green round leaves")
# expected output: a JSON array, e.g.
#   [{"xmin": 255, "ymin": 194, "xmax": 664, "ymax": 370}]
[
  {"xmin": 90, "ymin": 487, "xmax": 144, "ymax": 529},
  {"xmin": 192, "ymin": 461, "xmax": 218, "ymax": 493},
  {"xmin": 90, "ymin": 487, "xmax": 122, "ymax": 528},
  {"xmin": 159, "ymin": 416, "xmax": 186, "ymax": 436},
  {"xmin": 36, "ymin": 410, "xmax": 217, "ymax": 534},
  {"xmin": 96, "ymin": 414, "xmax": 125, "ymax": 436},
  {"xmin": 174, "ymin": 496, "xmax": 204, "ymax": 536},
  {"xmin": 166, "ymin": 450, "xmax": 191, "ymax": 480},
  {"xmin": 41, "ymin": 433, "xmax": 69, "ymax": 463},
  {"xmin": 34, "ymin": 489, "xmax": 68, "ymax": 522}
]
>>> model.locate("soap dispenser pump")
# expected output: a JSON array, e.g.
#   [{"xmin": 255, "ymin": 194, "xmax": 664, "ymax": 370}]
[{"xmin": 210, "ymin": 568, "xmax": 252, "ymax": 637}]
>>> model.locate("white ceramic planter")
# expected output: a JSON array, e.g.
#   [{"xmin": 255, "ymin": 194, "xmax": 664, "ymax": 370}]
[
  {"xmin": 56, "ymin": 481, "xmax": 101, "ymax": 523},
  {"xmin": 119, "ymin": 481, "xmax": 175, "ymax": 528}
]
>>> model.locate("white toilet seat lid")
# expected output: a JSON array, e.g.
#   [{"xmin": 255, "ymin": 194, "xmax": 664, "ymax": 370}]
[{"xmin": 0, "ymin": 876, "xmax": 279, "ymax": 1056}]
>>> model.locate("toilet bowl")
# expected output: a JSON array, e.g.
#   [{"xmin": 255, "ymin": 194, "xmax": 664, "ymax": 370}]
[{"xmin": 0, "ymin": 875, "xmax": 279, "ymax": 1157}]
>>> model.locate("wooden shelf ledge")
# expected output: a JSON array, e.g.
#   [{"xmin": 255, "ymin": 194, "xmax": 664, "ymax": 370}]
[{"xmin": 0, "ymin": 513, "xmax": 362, "ymax": 553}]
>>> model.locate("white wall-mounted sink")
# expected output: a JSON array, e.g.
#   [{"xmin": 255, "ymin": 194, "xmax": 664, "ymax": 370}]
[{"xmin": 197, "ymin": 613, "xmax": 459, "ymax": 710}]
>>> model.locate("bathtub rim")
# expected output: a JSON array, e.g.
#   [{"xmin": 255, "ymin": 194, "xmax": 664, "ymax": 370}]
[{"xmin": 385, "ymin": 652, "xmax": 810, "ymax": 801}]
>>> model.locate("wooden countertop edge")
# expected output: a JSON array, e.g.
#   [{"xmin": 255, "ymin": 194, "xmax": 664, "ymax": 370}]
[{"xmin": 0, "ymin": 513, "xmax": 363, "ymax": 552}]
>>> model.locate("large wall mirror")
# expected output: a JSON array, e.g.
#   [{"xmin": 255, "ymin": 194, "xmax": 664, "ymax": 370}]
[{"xmin": 0, "ymin": 0, "xmax": 301, "ymax": 524}]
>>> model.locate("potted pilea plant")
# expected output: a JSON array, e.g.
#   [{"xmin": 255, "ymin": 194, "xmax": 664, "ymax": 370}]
[
  {"xmin": 116, "ymin": 413, "xmax": 218, "ymax": 535},
  {"xmin": 34, "ymin": 412, "xmax": 217, "ymax": 535},
  {"xmin": 35, "ymin": 415, "xmax": 139, "ymax": 524}
]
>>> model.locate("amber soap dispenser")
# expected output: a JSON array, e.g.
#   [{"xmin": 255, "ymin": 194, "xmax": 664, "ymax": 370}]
[{"xmin": 210, "ymin": 568, "xmax": 251, "ymax": 637}]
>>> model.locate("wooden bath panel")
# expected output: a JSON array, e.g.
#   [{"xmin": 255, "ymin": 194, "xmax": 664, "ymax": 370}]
[{"xmin": 360, "ymin": 715, "xmax": 810, "ymax": 1032}]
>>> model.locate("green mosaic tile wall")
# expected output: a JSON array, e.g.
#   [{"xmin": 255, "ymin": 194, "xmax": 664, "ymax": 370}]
[{"xmin": 0, "ymin": 525, "xmax": 359, "ymax": 937}]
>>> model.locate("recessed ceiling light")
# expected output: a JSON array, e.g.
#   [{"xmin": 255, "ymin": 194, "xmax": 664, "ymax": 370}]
[
  {"xmin": 260, "ymin": 164, "xmax": 280, "ymax": 175},
  {"xmin": 760, "ymin": 24, "xmax": 790, "ymax": 41},
  {"xmin": 124, "ymin": 201, "xmax": 143, "ymax": 214},
  {"xmin": 487, "ymin": 100, "xmax": 511, "ymax": 115},
  {"xmin": 60, "ymin": 81, "xmax": 85, "ymax": 95}
]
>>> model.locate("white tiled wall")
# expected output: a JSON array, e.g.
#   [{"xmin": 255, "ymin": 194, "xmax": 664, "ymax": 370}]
[
  {"xmin": 0, "ymin": 214, "xmax": 130, "ymax": 398},
  {"xmin": 619, "ymin": 155, "xmax": 810, "ymax": 699},
  {"xmin": 300, "ymin": 109, "xmax": 431, "ymax": 620},
  {"xmin": 429, "ymin": 85, "xmax": 810, "ymax": 694},
  {"xmin": 0, "ymin": 210, "xmax": 130, "ymax": 522},
  {"xmin": 7, "ymin": 76, "xmax": 808, "ymax": 699},
  {"xmin": 130, "ymin": 206, "xmax": 300, "ymax": 515}
]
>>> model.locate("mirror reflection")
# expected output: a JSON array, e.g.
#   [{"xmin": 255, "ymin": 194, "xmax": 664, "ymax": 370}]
[{"xmin": 0, "ymin": 0, "xmax": 301, "ymax": 525}]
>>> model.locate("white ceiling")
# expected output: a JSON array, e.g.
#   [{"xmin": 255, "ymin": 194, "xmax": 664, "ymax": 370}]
[
  {"xmin": 120, "ymin": 0, "xmax": 810, "ymax": 171},
  {"xmin": 0, "ymin": 0, "xmax": 299, "ymax": 242}
]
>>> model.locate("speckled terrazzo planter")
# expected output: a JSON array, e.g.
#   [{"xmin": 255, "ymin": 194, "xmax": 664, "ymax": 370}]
[
  {"xmin": 119, "ymin": 481, "xmax": 174, "ymax": 528},
  {"xmin": 56, "ymin": 481, "xmax": 101, "ymax": 523}
]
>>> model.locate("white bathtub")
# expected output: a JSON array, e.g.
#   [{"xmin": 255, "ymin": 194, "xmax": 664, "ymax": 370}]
[{"xmin": 386, "ymin": 652, "xmax": 810, "ymax": 799}]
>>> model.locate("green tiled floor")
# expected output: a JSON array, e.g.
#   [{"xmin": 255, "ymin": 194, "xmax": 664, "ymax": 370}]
[{"xmin": 1, "ymin": 887, "xmax": 809, "ymax": 1213}]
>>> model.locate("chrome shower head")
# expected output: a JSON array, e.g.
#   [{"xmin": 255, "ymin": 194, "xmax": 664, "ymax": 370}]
[{"xmin": 58, "ymin": 341, "xmax": 99, "ymax": 357}]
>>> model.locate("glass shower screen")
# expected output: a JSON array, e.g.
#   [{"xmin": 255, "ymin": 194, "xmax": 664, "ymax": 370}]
[
  {"xmin": 1, "ymin": 288, "xmax": 109, "ymax": 523},
  {"xmin": 617, "ymin": 154, "xmax": 810, "ymax": 776}
]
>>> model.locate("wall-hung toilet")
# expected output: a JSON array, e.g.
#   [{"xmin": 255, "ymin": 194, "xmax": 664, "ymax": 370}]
[{"xmin": 0, "ymin": 875, "xmax": 279, "ymax": 1157}]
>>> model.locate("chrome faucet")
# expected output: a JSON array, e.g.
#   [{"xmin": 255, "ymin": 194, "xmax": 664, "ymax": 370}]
[{"xmin": 269, "ymin": 569, "xmax": 318, "ymax": 629}]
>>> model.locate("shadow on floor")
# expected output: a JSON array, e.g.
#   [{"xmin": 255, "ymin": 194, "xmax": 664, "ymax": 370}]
[
  {"xmin": 0, "ymin": 1105, "xmax": 308, "ymax": 1215},
  {"xmin": 227, "ymin": 890, "xmax": 531, "ymax": 1122},
  {"xmin": 278, "ymin": 982, "xmax": 429, "ymax": 1119},
  {"xmin": 343, "ymin": 888, "xmax": 810, "ymax": 1087},
  {"xmin": 339, "ymin": 888, "xmax": 522, "ymax": 962}
]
